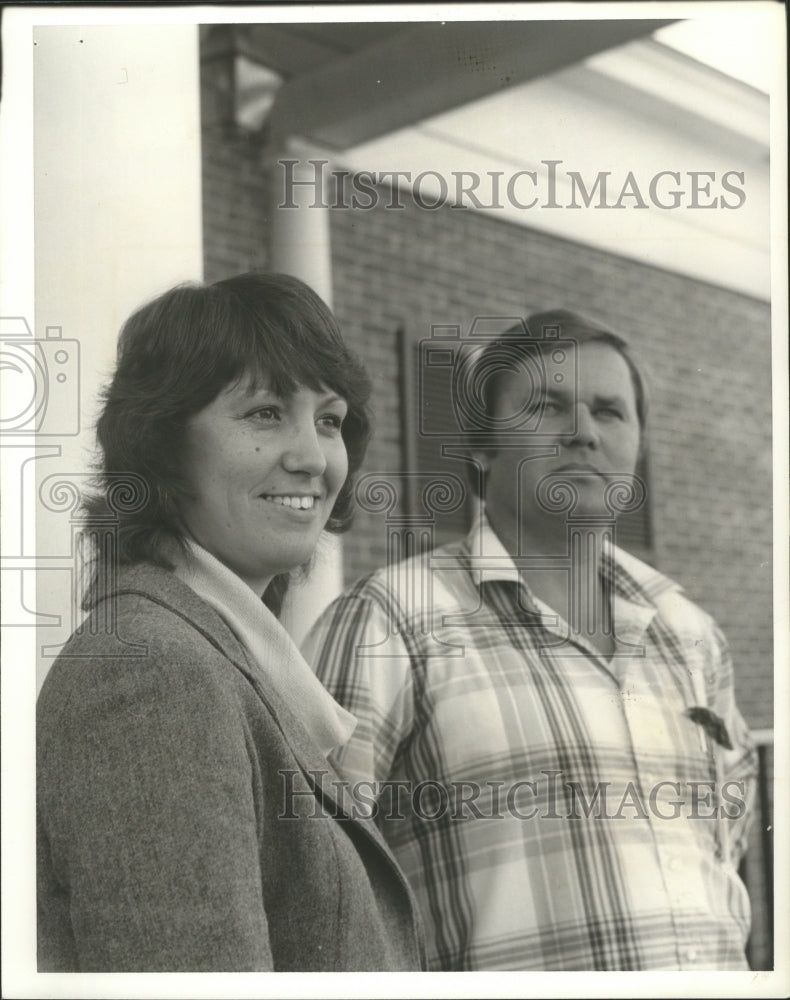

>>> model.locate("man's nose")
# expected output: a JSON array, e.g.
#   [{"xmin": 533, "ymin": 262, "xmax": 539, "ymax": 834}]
[
  {"xmin": 281, "ymin": 422, "xmax": 327, "ymax": 476},
  {"xmin": 567, "ymin": 404, "xmax": 600, "ymax": 447}
]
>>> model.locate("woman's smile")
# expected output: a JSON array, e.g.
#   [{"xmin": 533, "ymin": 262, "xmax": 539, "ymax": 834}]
[{"xmin": 260, "ymin": 493, "xmax": 319, "ymax": 510}]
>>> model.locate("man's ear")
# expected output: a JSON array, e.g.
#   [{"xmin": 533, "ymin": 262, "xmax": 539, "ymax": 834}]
[
  {"xmin": 469, "ymin": 448, "xmax": 490, "ymax": 474},
  {"xmin": 465, "ymin": 448, "xmax": 491, "ymax": 501},
  {"xmin": 636, "ymin": 429, "xmax": 649, "ymax": 465}
]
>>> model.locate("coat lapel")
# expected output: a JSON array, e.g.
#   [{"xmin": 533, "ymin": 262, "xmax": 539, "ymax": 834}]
[{"xmin": 100, "ymin": 564, "xmax": 407, "ymax": 874}]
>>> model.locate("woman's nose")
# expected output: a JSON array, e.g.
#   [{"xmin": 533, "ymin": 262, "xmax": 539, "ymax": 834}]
[{"xmin": 281, "ymin": 422, "xmax": 327, "ymax": 476}]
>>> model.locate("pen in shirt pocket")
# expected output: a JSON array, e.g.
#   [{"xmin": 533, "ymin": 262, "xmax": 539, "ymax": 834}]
[
  {"xmin": 684, "ymin": 704, "xmax": 734, "ymax": 865},
  {"xmin": 684, "ymin": 669, "xmax": 733, "ymax": 753},
  {"xmin": 685, "ymin": 706, "xmax": 733, "ymax": 751}
]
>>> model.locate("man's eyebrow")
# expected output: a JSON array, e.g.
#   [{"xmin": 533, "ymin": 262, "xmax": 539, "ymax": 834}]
[
  {"xmin": 536, "ymin": 389, "xmax": 630, "ymax": 408},
  {"xmin": 541, "ymin": 386, "xmax": 571, "ymax": 401},
  {"xmin": 591, "ymin": 394, "xmax": 628, "ymax": 408}
]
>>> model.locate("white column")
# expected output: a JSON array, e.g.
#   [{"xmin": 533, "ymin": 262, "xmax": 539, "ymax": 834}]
[
  {"xmin": 30, "ymin": 24, "xmax": 204, "ymax": 690},
  {"xmin": 268, "ymin": 143, "xmax": 344, "ymax": 644}
]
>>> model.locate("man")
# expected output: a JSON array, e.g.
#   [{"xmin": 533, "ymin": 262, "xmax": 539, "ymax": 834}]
[{"xmin": 303, "ymin": 310, "xmax": 756, "ymax": 971}]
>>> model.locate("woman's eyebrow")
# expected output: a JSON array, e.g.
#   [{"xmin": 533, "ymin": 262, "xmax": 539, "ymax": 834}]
[
  {"xmin": 239, "ymin": 381, "xmax": 276, "ymax": 399},
  {"xmin": 318, "ymin": 391, "xmax": 347, "ymax": 407}
]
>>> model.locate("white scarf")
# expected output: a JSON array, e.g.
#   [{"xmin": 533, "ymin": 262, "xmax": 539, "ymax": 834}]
[{"xmin": 170, "ymin": 540, "xmax": 357, "ymax": 756}]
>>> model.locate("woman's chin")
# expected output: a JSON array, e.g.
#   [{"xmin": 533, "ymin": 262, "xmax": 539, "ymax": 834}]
[{"xmin": 250, "ymin": 547, "xmax": 318, "ymax": 586}]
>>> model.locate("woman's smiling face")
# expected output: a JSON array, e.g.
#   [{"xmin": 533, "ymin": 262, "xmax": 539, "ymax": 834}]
[{"xmin": 178, "ymin": 376, "xmax": 349, "ymax": 595}]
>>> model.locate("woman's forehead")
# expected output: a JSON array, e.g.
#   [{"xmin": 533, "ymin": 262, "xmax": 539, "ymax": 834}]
[
  {"xmin": 232, "ymin": 366, "xmax": 316, "ymax": 394},
  {"xmin": 227, "ymin": 371, "xmax": 341, "ymax": 400}
]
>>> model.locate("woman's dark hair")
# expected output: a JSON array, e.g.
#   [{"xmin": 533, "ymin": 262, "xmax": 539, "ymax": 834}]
[{"xmin": 84, "ymin": 272, "xmax": 372, "ymax": 614}]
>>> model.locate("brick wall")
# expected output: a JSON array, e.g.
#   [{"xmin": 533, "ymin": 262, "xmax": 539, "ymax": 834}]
[
  {"xmin": 200, "ymin": 145, "xmax": 772, "ymax": 731},
  {"xmin": 202, "ymin": 123, "xmax": 270, "ymax": 284},
  {"xmin": 328, "ymin": 193, "xmax": 773, "ymax": 731}
]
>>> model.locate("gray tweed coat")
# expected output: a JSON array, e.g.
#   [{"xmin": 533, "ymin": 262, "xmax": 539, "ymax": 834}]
[{"xmin": 36, "ymin": 564, "xmax": 424, "ymax": 972}]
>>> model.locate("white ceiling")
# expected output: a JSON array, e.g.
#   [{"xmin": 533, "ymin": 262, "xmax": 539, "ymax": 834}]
[
  {"xmin": 654, "ymin": 17, "xmax": 774, "ymax": 94},
  {"xmin": 338, "ymin": 16, "xmax": 776, "ymax": 300}
]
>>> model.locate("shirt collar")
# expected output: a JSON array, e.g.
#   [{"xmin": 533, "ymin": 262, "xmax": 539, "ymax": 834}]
[
  {"xmin": 466, "ymin": 505, "xmax": 682, "ymax": 605},
  {"xmin": 466, "ymin": 507, "xmax": 522, "ymax": 586}
]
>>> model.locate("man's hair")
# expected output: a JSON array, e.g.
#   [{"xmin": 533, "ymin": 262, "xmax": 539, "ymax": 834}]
[
  {"xmin": 83, "ymin": 271, "xmax": 372, "ymax": 614},
  {"xmin": 465, "ymin": 308, "xmax": 648, "ymax": 498}
]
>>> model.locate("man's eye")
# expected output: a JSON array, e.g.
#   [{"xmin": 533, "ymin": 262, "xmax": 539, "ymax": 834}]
[
  {"xmin": 596, "ymin": 407, "xmax": 622, "ymax": 420},
  {"xmin": 532, "ymin": 400, "xmax": 562, "ymax": 417},
  {"xmin": 522, "ymin": 398, "xmax": 556, "ymax": 414}
]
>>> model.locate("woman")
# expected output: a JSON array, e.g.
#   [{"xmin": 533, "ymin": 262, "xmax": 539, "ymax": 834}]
[{"xmin": 36, "ymin": 272, "xmax": 424, "ymax": 972}]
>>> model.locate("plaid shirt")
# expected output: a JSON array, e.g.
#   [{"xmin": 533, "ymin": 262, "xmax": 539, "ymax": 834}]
[{"xmin": 303, "ymin": 514, "xmax": 756, "ymax": 971}]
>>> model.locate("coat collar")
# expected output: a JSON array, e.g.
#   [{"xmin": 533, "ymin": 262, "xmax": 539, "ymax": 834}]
[{"xmin": 90, "ymin": 563, "xmax": 406, "ymax": 869}]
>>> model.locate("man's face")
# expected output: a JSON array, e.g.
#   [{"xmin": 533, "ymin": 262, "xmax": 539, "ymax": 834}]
[{"xmin": 478, "ymin": 341, "xmax": 641, "ymax": 547}]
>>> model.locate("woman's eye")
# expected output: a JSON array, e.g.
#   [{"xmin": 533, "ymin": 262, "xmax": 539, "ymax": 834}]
[
  {"xmin": 318, "ymin": 413, "xmax": 344, "ymax": 431},
  {"xmin": 251, "ymin": 406, "xmax": 280, "ymax": 422},
  {"xmin": 596, "ymin": 407, "xmax": 622, "ymax": 420}
]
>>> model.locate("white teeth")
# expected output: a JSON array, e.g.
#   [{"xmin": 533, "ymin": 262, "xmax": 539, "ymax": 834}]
[{"xmin": 264, "ymin": 495, "xmax": 315, "ymax": 509}]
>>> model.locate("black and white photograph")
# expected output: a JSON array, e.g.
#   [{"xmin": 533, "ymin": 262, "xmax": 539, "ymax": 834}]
[{"xmin": 1, "ymin": 2, "xmax": 787, "ymax": 997}]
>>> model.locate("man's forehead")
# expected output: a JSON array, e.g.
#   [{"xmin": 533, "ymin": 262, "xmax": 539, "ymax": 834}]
[{"xmin": 495, "ymin": 341, "xmax": 636, "ymax": 400}]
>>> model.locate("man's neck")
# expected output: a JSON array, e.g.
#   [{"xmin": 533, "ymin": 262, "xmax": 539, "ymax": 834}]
[
  {"xmin": 486, "ymin": 508, "xmax": 615, "ymax": 658},
  {"xmin": 486, "ymin": 506, "xmax": 607, "ymax": 559}
]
